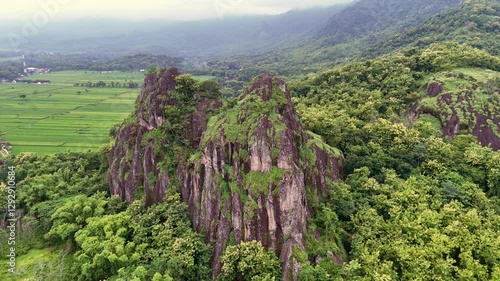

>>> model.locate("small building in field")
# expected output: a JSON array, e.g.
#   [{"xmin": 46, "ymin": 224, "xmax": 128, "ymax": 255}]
[{"xmin": 24, "ymin": 67, "xmax": 51, "ymax": 75}]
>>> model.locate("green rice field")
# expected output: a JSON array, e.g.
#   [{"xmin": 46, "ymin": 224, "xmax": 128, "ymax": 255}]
[
  {"xmin": 0, "ymin": 71, "xmax": 142, "ymax": 155},
  {"xmin": 27, "ymin": 70, "xmax": 146, "ymax": 84},
  {"xmin": 0, "ymin": 70, "xmax": 217, "ymax": 155}
]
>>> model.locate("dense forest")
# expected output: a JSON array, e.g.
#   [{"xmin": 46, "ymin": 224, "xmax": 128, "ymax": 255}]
[
  {"xmin": 0, "ymin": 60, "xmax": 22, "ymax": 81},
  {"xmin": 1, "ymin": 0, "xmax": 499, "ymax": 280}
]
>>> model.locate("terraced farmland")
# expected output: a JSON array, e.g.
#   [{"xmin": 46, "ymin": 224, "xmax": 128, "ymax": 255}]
[{"xmin": 0, "ymin": 71, "xmax": 141, "ymax": 154}]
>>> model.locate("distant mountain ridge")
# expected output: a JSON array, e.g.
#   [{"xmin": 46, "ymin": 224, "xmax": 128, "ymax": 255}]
[
  {"xmin": 362, "ymin": 0, "xmax": 500, "ymax": 57},
  {"xmin": 0, "ymin": 5, "xmax": 347, "ymax": 57},
  {"xmin": 232, "ymin": 0, "xmax": 499, "ymax": 77},
  {"xmin": 318, "ymin": 0, "xmax": 463, "ymax": 45}
]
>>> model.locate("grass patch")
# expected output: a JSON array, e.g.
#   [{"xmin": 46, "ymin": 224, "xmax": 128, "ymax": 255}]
[
  {"xmin": 453, "ymin": 67, "xmax": 499, "ymax": 83},
  {"xmin": 0, "ymin": 248, "xmax": 61, "ymax": 281}
]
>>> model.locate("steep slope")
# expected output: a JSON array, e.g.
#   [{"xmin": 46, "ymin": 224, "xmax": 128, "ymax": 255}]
[
  {"xmin": 108, "ymin": 67, "xmax": 184, "ymax": 205},
  {"xmin": 228, "ymin": 0, "xmax": 492, "ymax": 77},
  {"xmin": 108, "ymin": 69, "xmax": 343, "ymax": 279},
  {"xmin": 318, "ymin": 0, "xmax": 463, "ymax": 44},
  {"xmin": 363, "ymin": 0, "xmax": 500, "ymax": 57},
  {"xmin": 288, "ymin": 42, "xmax": 500, "ymax": 166},
  {"xmin": 181, "ymin": 73, "xmax": 343, "ymax": 279}
]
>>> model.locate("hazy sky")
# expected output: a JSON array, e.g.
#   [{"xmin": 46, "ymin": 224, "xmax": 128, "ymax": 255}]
[{"xmin": 1, "ymin": 0, "xmax": 353, "ymax": 22}]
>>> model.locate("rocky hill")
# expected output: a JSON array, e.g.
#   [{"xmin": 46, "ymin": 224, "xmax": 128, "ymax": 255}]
[
  {"xmin": 108, "ymin": 69, "xmax": 343, "ymax": 279},
  {"xmin": 411, "ymin": 69, "xmax": 500, "ymax": 150}
]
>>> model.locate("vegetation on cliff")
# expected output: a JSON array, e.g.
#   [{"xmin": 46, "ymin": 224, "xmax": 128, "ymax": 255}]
[{"xmin": 106, "ymin": 69, "xmax": 344, "ymax": 280}]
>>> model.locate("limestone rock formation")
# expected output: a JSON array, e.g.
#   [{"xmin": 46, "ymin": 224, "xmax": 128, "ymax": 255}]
[
  {"xmin": 108, "ymin": 67, "xmax": 182, "ymax": 205},
  {"xmin": 108, "ymin": 67, "xmax": 222, "ymax": 206},
  {"xmin": 180, "ymin": 73, "xmax": 343, "ymax": 279},
  {"xmin": 108, "ymin": 69, "xmax": 344, "ymax": 280}
]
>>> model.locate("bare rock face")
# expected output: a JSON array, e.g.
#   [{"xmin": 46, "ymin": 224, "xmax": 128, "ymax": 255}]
[
  {"xmin": 108, "ymin": 70, "xmax": 343, "ymax": 280},
  {"xmin": 108, "ymin": 68, "xmax": 222, "ymax": 206},
  {"xmin": 108, "ymin": 68, "xmax": 180, "ymax": 206},
  {"xmin": 180, "ymin": 73, "xmax": 343, "ymax": 280},
  {"xmin": 426, "ymin": 82, "xmax": 443, "ymax": 97},
  {"xmin": 108, "ymin": 122, "xmax": 143, "ymax": 203}
]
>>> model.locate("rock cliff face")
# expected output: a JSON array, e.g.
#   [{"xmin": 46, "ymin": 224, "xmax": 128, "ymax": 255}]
[
  {"xmin": 180, "ymin": 73, "xmax": 343, "ymax": 279},
  {"xmin": 108, "ymin": 69, "xmax": 344, "ymax": 280},
  {"xmin": 108, "ymin": 68, "xmax": 182, "ymax": 206}
]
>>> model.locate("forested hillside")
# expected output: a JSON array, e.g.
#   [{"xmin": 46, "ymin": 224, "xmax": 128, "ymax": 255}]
[
  {"xmin": 317, "ymin": 0, "xmax": 462, "ymax": 44},
  {"xmin": 363, "ymin": 0, "xmax": 500, "ymax": 57},
  {"xmin": 0, "ymin": 6, "xmax": 346, "ymax": 57},
  {"xmin": 219, "ymin": 0, "xmax": 498, "ymax": 78}
]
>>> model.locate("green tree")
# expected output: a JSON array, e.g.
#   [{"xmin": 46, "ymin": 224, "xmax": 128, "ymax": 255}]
[
  {"xmin": 44, "ymin": 193, "xmax": 108, "ymax": 243},
  {"xmin": 342, "ymin": 171, "xmax": 500, "ymax": 280},
  {"xmin": 199, "ymin": 79, "xmax": 222, "ymax": 100},
  {"xmin": 73, "ymin": 212, "xmax": 139, "ymax": 281},
  {"xmin": 218, "ymin": 241, "xmax": 282, "ymax": 281},
  {"xmin": 129, "ymin": 194, "xmax": 212, "ymax": 281}
]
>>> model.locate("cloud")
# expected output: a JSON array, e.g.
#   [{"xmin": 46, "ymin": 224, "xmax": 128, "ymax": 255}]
[{"xmin": 0, "ymin": 0, "xmax": 352, "ymax": 21}]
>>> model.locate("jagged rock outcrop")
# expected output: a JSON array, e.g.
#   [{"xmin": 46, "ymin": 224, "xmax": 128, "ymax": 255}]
[
  {"xmin": 108, "ymin": 68, "xmax": 179, "ymax": 206},
  {"xmin": 180, "ymin": 73, "xmax": 343, "ymax": 280},
  {"xmin": 108, "ymin": 68, "xmax": 222, "ymax": 206},
  {"xmin": 108, "ymin": 70, "xmax": 344, "ymax": 280}
]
